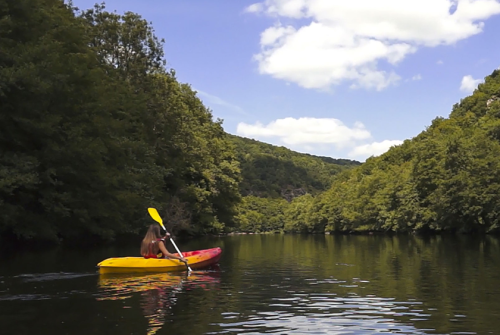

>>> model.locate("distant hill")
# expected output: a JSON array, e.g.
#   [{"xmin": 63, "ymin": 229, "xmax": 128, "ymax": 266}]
[{"xmin": 227, "ymin": 134, "xmax": 361, "ymax": 200}]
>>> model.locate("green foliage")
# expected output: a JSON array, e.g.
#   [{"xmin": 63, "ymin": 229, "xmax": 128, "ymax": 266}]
[
  {"xmin": 0, "ymin": 0, "xmax": 135, "ymax": 241},
  {"xmin": 234, "ymin": 196, "xmax": 289, "ymax": 233},
  {"xmin": 299, "ymin": 69, "xmax": 500, "ymax": 234},
  {"xmin": 228, "ymin": 136, "xmax": 359, "ymax": 234},
  {"xmin": 0, "ymin": 0, "xmax": 240, "ymax": 243},
  {"xmin": 228, "ymin": 135, "xmax": 360, "ymax": 199}
]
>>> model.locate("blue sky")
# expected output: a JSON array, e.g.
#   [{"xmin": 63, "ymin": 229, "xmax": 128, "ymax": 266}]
[{"xmin": 72, "ymin": 0, "xmax": 500, "ymax": 161}]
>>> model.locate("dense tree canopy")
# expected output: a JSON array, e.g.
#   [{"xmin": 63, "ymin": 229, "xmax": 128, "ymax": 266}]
[
  {"xmin": 282, "ymin": 70, "xmax": 500, "ymax": 234},
  {"xmin": 229, "ymin": 135, "xmax": 359, "ymax": 199},
  {"xmin": 0, "ymin": 0, "xmax": 240, "ymax": 243}
]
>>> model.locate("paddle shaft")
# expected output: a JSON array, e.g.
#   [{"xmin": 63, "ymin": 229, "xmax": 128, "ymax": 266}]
[{"xmin": 160, "ymin": 226, "xmax": 192, "ymax": 271}]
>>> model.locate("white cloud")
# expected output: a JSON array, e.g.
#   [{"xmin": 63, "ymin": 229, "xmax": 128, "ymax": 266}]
[
  {"xmin": 247, "ymin": 0, "xmax": 500, "ymax": 90},
  {"xmin": 405, "ymin": 74, "xmax": 422, "ymax": 82},
  {"xmin": 460, "ymin": 75, "xmax": 483, "ymax": 93},
  {"xmin": 195, "ymin": 89, "xmax": 247, "ymax": 115},
  {"xmin": 437, "ymin": 60, "xmax": 444, "ymax": 65},
  {"xmin": 245, "ymin": 3, "xmax": 264, "ymax": 13},
  {"xmin": 236, "ymin": 116, "xmax": 405, "ymax": 160},
  {"xmin": 349, "ymin": 140, "xmax": 404, "ymax": 158},
  {"xmin": 237, "ymin": 117, "xmax": 371, "ymax": 148},
  {"xmin": 236, "ymin": 116, "xmax": 402, "ymax": 160}
]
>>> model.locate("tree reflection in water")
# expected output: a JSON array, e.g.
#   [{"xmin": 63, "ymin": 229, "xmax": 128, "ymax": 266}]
[{"xmin": 97, "ymin": 270, "xmax": 221, "ymax": 335}]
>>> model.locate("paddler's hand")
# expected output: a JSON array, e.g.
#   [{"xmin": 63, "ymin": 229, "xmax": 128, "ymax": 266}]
[
  {"xmin": 180, "ymin": 257, "xmax": 187, "ymax": 263},
  {"xmin": 164, "ymin": 232, "xmax": 171, "ymax": 239}
]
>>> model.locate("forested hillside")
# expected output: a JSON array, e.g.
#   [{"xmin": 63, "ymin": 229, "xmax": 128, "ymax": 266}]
[
  {"xmin": 0, "ymin": 0, "xmax": 241, "ymax": 243},
  {"xmin": 227, "ymin": 135, "xmax": 360, "ymax": 234},
  {"xmin": 282, "ymin": 70, "xmax": 500, "ymax": 234},
  {"xmin": 228, "ymin": 135, "xmax": 360, "ymax": 199}
]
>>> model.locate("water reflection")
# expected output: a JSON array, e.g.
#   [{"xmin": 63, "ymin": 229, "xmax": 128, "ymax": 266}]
[
  {"xmin": 97, "ymin": 271, "xmax": 221, "ymax": 335},
  {"xmin": 1, "ymin": 235, "xmax": 500, "ymax": 335},
  {"xmin": 212, "ymin": 277, "xmax": 434, "ymax": 335}
]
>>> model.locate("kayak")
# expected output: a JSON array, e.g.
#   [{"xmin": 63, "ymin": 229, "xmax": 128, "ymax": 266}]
[{"xmin": 97, "ymin": 247, "xmax": 222, "ymax": 274}]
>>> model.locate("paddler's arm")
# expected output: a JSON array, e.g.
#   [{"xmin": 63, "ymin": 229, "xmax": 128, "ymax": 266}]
[{"xmin": 158, "ymin": 240, "xmax": 187, "ymax": 263}]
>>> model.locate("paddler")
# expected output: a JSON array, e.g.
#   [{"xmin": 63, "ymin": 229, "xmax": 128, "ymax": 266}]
[{"xmin": 140, "ymin": 224, "xmax": 187, "ymax": 263}]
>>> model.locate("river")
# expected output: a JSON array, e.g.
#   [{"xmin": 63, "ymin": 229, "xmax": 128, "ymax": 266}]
[{"xmin": 1, "ymin": 234, "xmax": 499, "ymax": 334}]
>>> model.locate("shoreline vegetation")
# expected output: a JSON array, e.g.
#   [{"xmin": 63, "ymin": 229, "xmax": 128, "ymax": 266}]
[{"xmin": 2, "ymin": 1, "xmax": 500, "ymax": 248}]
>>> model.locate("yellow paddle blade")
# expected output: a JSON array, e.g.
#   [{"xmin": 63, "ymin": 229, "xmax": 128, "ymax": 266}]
[{"xmin": 147, "ymin": 208, "xmax": 166, "ymax": 231}]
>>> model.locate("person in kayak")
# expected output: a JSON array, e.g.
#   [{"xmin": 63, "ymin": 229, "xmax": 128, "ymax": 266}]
[{"xmin": 141, "ymin": 224, "xmax": 187, "ymax": 263}]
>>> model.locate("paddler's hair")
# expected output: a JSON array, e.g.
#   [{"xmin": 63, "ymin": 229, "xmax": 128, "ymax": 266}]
[{"xmin": 140, "ymin": 224, "xmax": 162, "ymax": 257}]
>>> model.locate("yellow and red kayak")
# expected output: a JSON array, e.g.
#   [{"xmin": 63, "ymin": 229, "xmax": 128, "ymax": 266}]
[{"xmin": 97, "ymin": 247, "xmax": 222, "ymax": 274}]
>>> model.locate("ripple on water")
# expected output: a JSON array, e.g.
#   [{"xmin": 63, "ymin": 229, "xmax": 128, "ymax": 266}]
[
  {"xmin": 0, "ymin": 272, "xmax": 96, "ymax": 301},
  {"xmin": 0, "ymin": 293, "xmax": 53, "ymax": 301},
  {"xmin": 212, "ymin": 277, "xmax": 437, "ymax": 335},
  {"xmin": 15, "ymin": 272, "xmax": 95, "ymax": 282}
]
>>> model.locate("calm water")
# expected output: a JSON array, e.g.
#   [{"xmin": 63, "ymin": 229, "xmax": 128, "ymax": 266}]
[{"xmin": 1, "ymin": 234, "xmax": 500, "ymax": 335}]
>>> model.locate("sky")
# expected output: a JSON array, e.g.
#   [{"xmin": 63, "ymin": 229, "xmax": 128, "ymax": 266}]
[{"xmin": 72, "ymin": 0, "xmax": 500, "ymax": 161}]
